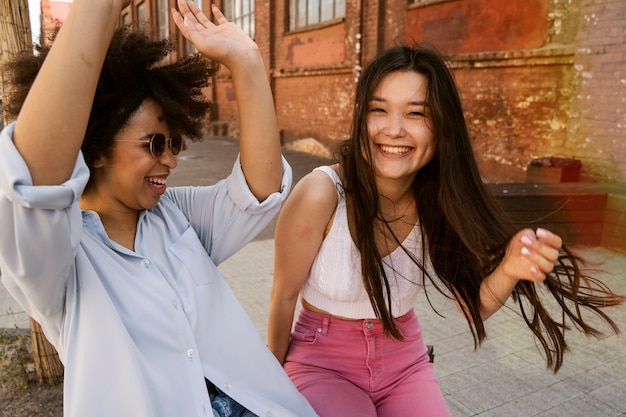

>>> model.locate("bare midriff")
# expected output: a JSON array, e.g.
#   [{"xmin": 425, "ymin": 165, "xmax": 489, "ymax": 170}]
[{"xmin": 300, "ymin": 297, "xmax": 362, "ymax": 321}]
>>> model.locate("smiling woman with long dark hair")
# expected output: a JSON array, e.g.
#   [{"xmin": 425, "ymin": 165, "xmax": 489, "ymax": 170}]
[{"xmin": 267, "ymin": 45, "xmax": 625, "ymax": 417}]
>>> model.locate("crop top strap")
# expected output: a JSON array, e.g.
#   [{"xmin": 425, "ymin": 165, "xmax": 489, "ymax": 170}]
[{"xmin": 313, "ymin": 165, "xmax": 342, "ymax": 189}]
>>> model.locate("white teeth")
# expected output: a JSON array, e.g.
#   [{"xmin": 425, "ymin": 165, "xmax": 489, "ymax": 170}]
[
  {"xmin": 380, "ymin": 145, "xmax": 410, "ymax": 155},
  {"xmin": 147, "ymin": 177, "xmax": 166, "ymax": 186}
]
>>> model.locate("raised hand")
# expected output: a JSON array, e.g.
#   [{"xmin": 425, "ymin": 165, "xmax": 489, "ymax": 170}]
[
  {"xmin": 172, "ymin": 1, "xmax": 282, "ymax": 202},
  {"xmin": 172, "ymin": 0, "xmax": 259, "ymax": 70},
  {"xmin": 501, "ymin": 228, "xmax": 562, "ymax": 282}
]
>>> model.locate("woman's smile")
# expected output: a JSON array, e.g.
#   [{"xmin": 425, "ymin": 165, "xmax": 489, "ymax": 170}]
[
  {"xmin": 146, "ymin": 175, "xmax": 169, "ymax": 195},
  {"xmin": 378, "ymin": 144, "xmax": 414, "ymax": 155}
]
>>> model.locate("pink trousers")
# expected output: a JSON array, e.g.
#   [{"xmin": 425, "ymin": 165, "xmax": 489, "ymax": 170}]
[{"xmin": 284, "ymin": 308, "xmax": 450, "ymax": 417}]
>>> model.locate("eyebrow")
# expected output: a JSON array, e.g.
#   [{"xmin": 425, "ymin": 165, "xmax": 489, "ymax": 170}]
[{"xmin": 370, "ymin": 96, "xmax": 428, "ymax": 106}]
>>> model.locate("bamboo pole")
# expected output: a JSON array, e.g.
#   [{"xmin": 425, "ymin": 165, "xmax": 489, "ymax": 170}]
[
  {"xmin": 1, "ymin": 0, "xmax": 65, "ymax": 384},
  {"xmin": 30, "ymin": 319, "xmax": 64, "ymax": 384},
  {"xmin": 0, "ymin": 0, "xmax": 33, "ymax": 124}
]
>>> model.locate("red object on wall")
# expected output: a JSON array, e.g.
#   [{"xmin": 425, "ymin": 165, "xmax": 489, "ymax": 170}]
[{"xmin": 527, "ymin": 157, "xmax": 582, "ymax": 183}]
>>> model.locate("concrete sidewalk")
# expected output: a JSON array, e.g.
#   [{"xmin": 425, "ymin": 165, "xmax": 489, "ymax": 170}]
[{"xmin": 2, "ymin": 137, "xmax": 625, "ymax": 416}]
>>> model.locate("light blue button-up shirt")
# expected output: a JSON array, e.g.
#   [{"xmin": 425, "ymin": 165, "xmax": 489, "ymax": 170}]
[{"xmin": 0, "ymin": 123, "xmax": 318, "ymax": 417}]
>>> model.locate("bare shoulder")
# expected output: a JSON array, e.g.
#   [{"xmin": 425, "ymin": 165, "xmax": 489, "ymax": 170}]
[
  {"xmin": 290, "ymin": 165, "xmax": 339, "ymax": 204},
  {"xmin": 281, "ymin": 165, "xmax": 339, "ymax": 227}
]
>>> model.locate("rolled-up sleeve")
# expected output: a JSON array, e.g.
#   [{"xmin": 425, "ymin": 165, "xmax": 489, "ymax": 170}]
[
  {"xmin": 0, "ymin": 122, "xmax": 89, "ymax": 319},
  {"xmin": 226, "ymin": 155, "xmax": 293, "ymax": 214},
  {"xmin": 167, "ymin": 154, "xmax": 292, "ymax": 265}
]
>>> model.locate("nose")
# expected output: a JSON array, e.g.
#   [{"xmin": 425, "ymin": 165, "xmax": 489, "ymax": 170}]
[
  {"xmin": 158, "ymin": 147, "xmax": 178, "ymax": 169},
  {"xmin": 382, "ymin": 114, "xmax": 406, "ymax": 138}
]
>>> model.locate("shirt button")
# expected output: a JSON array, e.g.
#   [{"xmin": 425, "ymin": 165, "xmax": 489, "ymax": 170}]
[
  {"xmin": 317, "ymin": 327, "xmax": 322, "ymax": 333},
  {"xmin": 222, "ymin": 382, "xmax": 230, "ymax": 390},
  {"xmin": 141, "ymin": 259, "xmax": 150, "ymax": 267},
  {"xmin": 186, "ymin": 349, "xmax": 194, "ymax": 358},
  {"xmin": 265, "ymin": 412, "xmax": 273, "ymax": 417},
  {"xmin": 172, "ymin": 300, "xmax": 178, "ymax": 308},
  {"xmin": 365, "ymin": 321, "xmax": 373, "ymax": 329}
]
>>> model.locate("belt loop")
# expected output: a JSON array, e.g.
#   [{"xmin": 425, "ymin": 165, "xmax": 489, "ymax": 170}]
[{"xmin": 321, "ymin": 316, "xmax": 330, "ymax": 335}]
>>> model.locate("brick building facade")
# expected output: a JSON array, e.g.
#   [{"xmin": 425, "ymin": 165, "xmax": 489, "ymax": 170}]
[{"xmin": 118, "ymin": 0, "xmax": 625, "ymax": 184}]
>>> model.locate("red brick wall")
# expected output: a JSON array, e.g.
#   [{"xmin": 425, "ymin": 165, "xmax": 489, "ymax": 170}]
[
  {"xmin": 280, "ymin": 23, "xmax": 346, "ymax": 69},
  {"xmin": 406, "ymin": 0, "xmax": 548, "ymax": 54},
  {"xmin": 202, "ymin": 0, "xmax": 626, "ymax": 185},
  {"xmin": 213, "ymin": 73, "xmax": 238, "ymax": 126},
  {"xmin": 267, "ymin": 0, "xmax": 361, "ymax": 150},
  {"xmin": 565, "ymin": 0, "xmax": 626, "ymax": 183},
  {"xmin": 451, "ymin": 49, "xmax": 576, "ymax": 183},
  {"xmin": 274, "ymin": 71, "xmax": 354, "ymax": 148}
]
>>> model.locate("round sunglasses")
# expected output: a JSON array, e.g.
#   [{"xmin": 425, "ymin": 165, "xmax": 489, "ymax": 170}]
[{"xmin": 115, "ymin": 134, "xmax": 184, "ymax": 158}]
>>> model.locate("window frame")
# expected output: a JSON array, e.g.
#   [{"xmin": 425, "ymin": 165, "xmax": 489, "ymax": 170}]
[
  {"xmin": 289, "ymin": 0, "xmax": 346, "ymax": 32},
  {"xmin": 223, "ymin": 0, "xmax": 255, "ymax": 39},
  {"xmin": 184, "ymin": 0, "xmax": 203, "ymax": 55},
  {"xmin": 136, "ymin": 1, "xmax": 147, "ymax": 25},
  {"xmin": 156, "ymin": 0, "xmax": 170, "ymax": 40}
]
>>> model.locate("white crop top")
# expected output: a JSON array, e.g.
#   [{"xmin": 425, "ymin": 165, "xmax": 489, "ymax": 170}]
[{"xmin": 300, "ymin": 166, "xmax": 425, "ymax": 319}]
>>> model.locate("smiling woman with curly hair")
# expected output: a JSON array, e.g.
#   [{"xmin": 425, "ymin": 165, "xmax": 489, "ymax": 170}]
[{"xmin": 0, "ymin": 1, "xmax": 317, "ymax": 417}]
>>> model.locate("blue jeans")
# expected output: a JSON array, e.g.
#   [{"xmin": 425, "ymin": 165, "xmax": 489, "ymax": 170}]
[{"xmin": 206, "ymin": 379, "xmax": 258, "ymax": 417}]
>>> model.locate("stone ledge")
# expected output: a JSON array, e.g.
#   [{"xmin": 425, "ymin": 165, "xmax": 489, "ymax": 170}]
[
  {"xmin": 448, "ymin": 46, "xmax": 576, "ymax": 69},
  {"xmin": 489, "ymin": 182, "xmax": 626, "ymax": 253}
]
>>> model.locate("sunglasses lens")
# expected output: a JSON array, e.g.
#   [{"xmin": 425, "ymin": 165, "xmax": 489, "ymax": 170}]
[
  {"xmin": 150, "ymin": 134, "xmax": 167, "ymax": 157},
  {"xmin": 170, "ymin": 136, "xmax": 183, "ymax": 155},
  {"xmin": 148, "ymin": 134, "xmax": 183, "ymax": 157}
]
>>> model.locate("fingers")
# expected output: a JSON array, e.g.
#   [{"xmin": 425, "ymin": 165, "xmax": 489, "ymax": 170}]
[
  {"xmin": 519, "ymin": 228, "xmax": 562, "ymax": 279},
  {"xmin": 172, "ymin": 1, "xmax": 253, "ymax": 67},
  {"xmin": 171, "ymin": 2, "xmax": 190, "ymax": 38},
  {"xmin": 536, "ymin": 227, "xmax": 562, "ymax": 248},
  {"xmin": 211, "ymin": 4, "xmax": 229, "ymax": 24},
  {"xmin": 173, "ymin": 0, "xmax": 207, "ymax": 36},
  {"xmin": 172, "ymin": 1, "xmax": 231, "ymax": 41},
  {"xmin": 173, "ymin": 1, "xmax": 225, "ymax": 27},
  {"xmin": 189, "ymin": 2, "xmax": 214, "ymax": 27}
]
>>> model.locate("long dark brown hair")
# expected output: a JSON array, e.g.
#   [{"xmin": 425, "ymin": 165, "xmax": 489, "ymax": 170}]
[{"xmin": 339, "ymin": 45, "xmax": 624, "ymax": 372}]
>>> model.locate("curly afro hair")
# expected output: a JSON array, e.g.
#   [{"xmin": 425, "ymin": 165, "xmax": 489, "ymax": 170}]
[{"xmin": 3, "ymin": 26, "xmax": 214, "ymax": 174}]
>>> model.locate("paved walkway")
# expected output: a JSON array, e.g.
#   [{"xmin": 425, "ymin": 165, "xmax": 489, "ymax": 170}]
[{"xmin": 2, "ymin": 137, "xmax": 625, "ymax": 416}]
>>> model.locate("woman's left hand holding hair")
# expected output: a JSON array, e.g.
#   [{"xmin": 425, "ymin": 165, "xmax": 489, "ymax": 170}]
[
  {"xmin": 503, "ymin": 228, "xmax": 562, "ymax": 283},
  {"xmin": 475, "ymin": 228, "xmax": 562, "ymax": 320},
  {"xmin": 172, "ymin": 1, "xmax": 282, "ymax": 201}
]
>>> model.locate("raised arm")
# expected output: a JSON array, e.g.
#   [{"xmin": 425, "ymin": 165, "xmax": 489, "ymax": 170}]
[
  {"xmin": 13, "ymin": 0, "xmax": 129, "ymax": 186},
  {"xmin": 172, "ymin": 0, "xmax": 281, "ymax": 201},
  {"xmin": 267, "ymin": 171, "xmax": 338, "ymax": 363}
]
